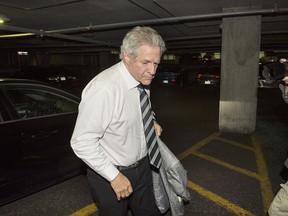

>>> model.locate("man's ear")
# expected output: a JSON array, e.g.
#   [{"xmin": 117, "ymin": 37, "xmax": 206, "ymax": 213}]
[{"xmin": 123, "ymin": 52, "xmax": 131, "ymax": 63}]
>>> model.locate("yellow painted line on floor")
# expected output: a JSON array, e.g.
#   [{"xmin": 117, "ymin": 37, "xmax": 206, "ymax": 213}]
[
  {"xmin": 177, "ymin": 132, "xmax": 221, "ymax": 160},
  {"xmin": 178, "ymin": 132, "xmax": 274, "ymax": 215},
  {"xmin": 215, "ymin": 137, "xmax": 254, "ymax": 151},
  {"xmin": 69, "ymin": 203, "xmax": 97, "ymax": 216},
  {"xmin": 187, "ymin": 180, "xmax": 255, "ymax": 216},
  {"xmin": 251, "ymin": 134, "xmax": 274, "ymax": 214},
  {"xmin": 177, "ymin": 132, "xmax": 261, "ymax": 180},
  {"xmin": 191, "ymin": 150, "xmax": 261, "ymax": 180}
]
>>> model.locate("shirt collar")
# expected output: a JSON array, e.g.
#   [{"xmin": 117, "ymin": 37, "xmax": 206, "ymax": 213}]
[{"xmin": 119, "ymin": 61, "xmax": 140, "ymax": 89}]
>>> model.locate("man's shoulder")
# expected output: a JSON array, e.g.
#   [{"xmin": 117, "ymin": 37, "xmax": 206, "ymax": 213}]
[{"xmin": 89, "ymin": 62, "xmax": 122, "ymax": 84}]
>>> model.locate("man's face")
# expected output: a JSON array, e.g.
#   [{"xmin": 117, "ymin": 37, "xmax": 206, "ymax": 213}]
[
  {"xmin": 283, "ymin": 76, "xmax": 288, "ymax": 84},
  {"xmin": 124, "ymin": 44, "xmax": 161, "ymax": 86},
  {"xmin": 280, "ymin": 59, "xmax": 288, "ymax": 84}
]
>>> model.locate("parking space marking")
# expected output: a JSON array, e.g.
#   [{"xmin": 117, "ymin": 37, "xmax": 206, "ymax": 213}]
[
  {"xmin": 251, "ymin": 134, "xmax": 274, "ymax": 213},
  {"xmin": 178, "ymin": 132, "xmax": 221, "ymax": 160},
  {"xmin": 69, "ymin": 203, "xmax": 97, "ymax": 216},
  {"xmin": 178, "ymin": 132, "xmax": 273, "ymax": 215},
  {"xmin": 192, "ymin": 150, "xmax": 261, "ymax": 180},
  {"xmin": 187, "ymin": 180, "xmax": 254, "ymax": 215},
  {"xmin": 215, "ymin": 136, "xmax": 254, "ymax": 151}
]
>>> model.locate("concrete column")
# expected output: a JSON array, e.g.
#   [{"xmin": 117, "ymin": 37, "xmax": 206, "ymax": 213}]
[{"xmin": 219, "ymin": 8, "xmax": 261, "ymax": 134}]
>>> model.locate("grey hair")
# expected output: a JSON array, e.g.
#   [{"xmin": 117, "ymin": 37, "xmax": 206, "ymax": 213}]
[{"xmin": 119, "ymin": 26, "xmax": 166, "ymax": 60}]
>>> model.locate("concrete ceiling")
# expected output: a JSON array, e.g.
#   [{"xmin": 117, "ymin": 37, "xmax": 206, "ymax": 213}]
[{"xmin": 0, "ymin": 0, "xmax": 287, "ymax": 53}]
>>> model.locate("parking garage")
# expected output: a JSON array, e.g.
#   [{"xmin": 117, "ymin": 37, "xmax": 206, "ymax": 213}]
[{"xmin": 0, "ymin": 1, "xmax": 288, "ymax": 215}]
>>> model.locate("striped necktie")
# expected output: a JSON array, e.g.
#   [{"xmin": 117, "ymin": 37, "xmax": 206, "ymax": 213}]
[{"xmin": 138, "ymin": 84, "xmax": 161, "ymax": 169}]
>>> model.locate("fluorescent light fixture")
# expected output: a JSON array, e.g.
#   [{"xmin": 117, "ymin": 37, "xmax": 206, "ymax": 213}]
[
  {"xmin": 0, "ymin": 33, "xmax": 34, "ymax": 38},
  {"xmin": 17, "ymin": 51, "xmax": 28, "ymax": 56},
  {"xmin": 0, "ymin": 14, "xmax": 10, "ymax": 23}
]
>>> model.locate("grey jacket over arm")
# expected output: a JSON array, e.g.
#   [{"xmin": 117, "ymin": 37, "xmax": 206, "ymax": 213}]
[{"xmin": 153, "ymin": 137, "xmax": 191, "ymax": 216}]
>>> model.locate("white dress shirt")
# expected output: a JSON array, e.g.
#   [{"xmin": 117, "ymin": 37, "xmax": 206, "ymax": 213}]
[{"xmin": 71, "ymin": 61, "xmax": 148, "ymax": 182}]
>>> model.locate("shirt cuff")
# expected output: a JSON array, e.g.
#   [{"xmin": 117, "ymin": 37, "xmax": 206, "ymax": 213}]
[{"xmin": 101, "ymin": 165, "xmax": 120, "ymax": 182}]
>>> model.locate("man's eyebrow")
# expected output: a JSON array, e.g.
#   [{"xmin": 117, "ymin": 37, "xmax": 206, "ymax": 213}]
[{"xmin": 141, "ymin": 60, "xmax": 160, "ymax": 64}]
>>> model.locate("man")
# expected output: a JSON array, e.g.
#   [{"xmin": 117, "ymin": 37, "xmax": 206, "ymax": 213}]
[
  {"xmin": 71, "ymin": 26, "xmax": 166, "ymax": 216},
  {"xmin": 267, "ymin": 58, "xmax": 288, "ymax": 215},
  {"xmin": 278, "ymin": 58, "xmax": 288, "ymax": 104},
  {"xmin": 279, "ymin": 75, "xmax": 288, "ymax": 103}
]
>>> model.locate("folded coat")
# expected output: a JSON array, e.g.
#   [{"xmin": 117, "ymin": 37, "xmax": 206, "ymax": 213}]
[{"xmin": 153, "ymin": 137, "xmax": 191, "ymax": 216}]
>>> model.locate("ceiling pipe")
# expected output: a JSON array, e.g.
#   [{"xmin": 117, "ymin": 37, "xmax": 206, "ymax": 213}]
[
  {"xmin": 0, "ymin": 7, "xmax": 287, "ymax": 43},
  {"xmin": 47, "ymin": 7, "xmax": 288, "ymax": 34},
  {"xmin": 165, "ymin": 30, "xmax": 288, "ymax": 42}
]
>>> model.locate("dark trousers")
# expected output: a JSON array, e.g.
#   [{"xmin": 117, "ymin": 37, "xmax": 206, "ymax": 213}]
[{"xmin": 86, "ymin": 157, "xmax": 161, "ymax": 216}]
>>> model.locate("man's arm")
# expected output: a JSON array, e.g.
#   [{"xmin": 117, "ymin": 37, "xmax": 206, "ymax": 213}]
[{"xmin": 70, "ymin": 86, "xmax": 119, "ymax": 181}]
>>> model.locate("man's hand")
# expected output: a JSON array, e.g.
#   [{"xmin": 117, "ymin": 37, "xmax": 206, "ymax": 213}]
[
  {"xmin": 110, "ymin": 172, "xmax": 133, "ymax": 201},
  {"xmin": 154, "ymin": 121, "xmax": 163, "ymax": 136}
]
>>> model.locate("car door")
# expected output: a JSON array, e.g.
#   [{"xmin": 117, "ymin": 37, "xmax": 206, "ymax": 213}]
[
  {"xmin": 0, "ymin": 92, "xmax": 33, "ymax": 205},
  {"xmin": 2, "ymin": 84, "xmax": 83, "ymax": 196}
]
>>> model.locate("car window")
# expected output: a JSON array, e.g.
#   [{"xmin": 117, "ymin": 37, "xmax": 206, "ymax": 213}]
[
  {"xmin": 0, "ymin": 97, "xmax": 10, "ymax": 122},
  {"xmin": 5, "ymin": 88, "xmax": 78, "ymax": 119}
]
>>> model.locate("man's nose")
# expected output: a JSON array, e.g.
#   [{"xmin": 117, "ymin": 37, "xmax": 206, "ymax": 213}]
[{"xmin": 148, "ymin": 64, "xmax": 157, "ymax": 75}]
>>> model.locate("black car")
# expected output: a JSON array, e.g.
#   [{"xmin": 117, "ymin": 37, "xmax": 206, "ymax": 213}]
[
  {"xmin": 155, "ymin": 64, "xmax": 187, "ymax": 87},
  {"xmin": 196, "ymin": 65, "xmax": 221, "ymax": 86},
  {"xmin": 0, "ymin": 78, "xmax": 84, "ymax": 206},
  {"xmin": 10, "ymin": 66, "xmax": 86, "ymax": 96}
]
